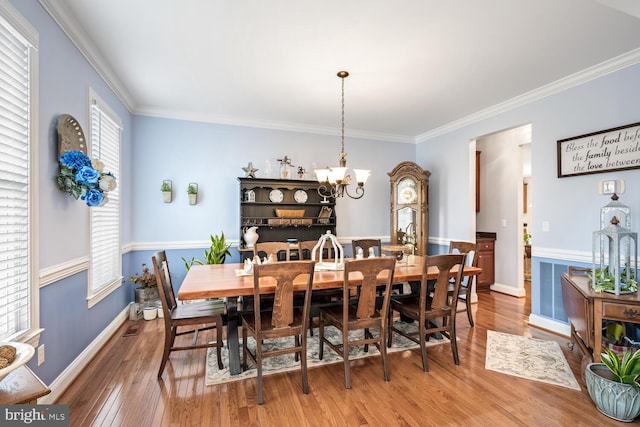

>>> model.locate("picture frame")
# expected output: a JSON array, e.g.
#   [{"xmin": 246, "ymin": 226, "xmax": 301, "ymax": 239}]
[{"xmin": 557, "ymin": 122, "xmax": 640, "ymax": 178}]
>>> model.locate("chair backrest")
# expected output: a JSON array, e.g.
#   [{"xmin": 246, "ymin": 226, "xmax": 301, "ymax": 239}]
[
  {"xmin": 254, "ymin": 242, "xmax": 290, "ymax": 262},
  {"xmin": 151, "ymin": 250, "xmax": 176, "ymax": 320},
  {"xmin": 422, "ymin": 253, "xmax": 465, "ymax": 310},
  {"xmin": 252, "ymin": 261, "xmax": 315, "ymax": 331},
  {"xmin": 351, "ymin": 239, "xmax": 382, "ymax": 258},
  {"xmin": 344, "ymin": 257, "xmax": 396, "ymax": 320},
  {"xmin": 448, "ymin": 241, "xmax": 478, "ymax": 287}
]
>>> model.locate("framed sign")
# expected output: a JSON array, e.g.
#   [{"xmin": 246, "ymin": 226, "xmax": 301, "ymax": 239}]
[{"xmin": 557, "ymin": 122, "xmax": 640, "ymax": 178}]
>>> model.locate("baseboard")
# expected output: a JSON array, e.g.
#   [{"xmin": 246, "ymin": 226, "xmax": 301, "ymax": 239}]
[
  {"xmin": 489, "ymin": 282, "xmax": 527, "ymax": 297},
  {"xmin": 38, "ymin": 305, "xmax": 131, "ymax": 404},
  {"xmin": 528, "ymin": 314, "xmax": 571, "ymax": 338}
]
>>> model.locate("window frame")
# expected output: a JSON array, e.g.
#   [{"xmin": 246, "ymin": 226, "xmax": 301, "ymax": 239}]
[
  {"xmin": 86, "ymin": 87, "xmax": 122, "ymax": 308},
  {"xmin": 0, "ymin": 0, "xmax": 41, "ymax": 346}
]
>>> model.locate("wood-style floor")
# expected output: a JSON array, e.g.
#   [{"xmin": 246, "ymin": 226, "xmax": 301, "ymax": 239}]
[{"xmin": 57, "ymin": 285, "xmax": 618, "ymax": 426}]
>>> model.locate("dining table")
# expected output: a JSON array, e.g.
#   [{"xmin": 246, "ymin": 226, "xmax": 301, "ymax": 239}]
[{"xmin": 178, "ymin": 256, "xmax": 481, "ymax": 375}]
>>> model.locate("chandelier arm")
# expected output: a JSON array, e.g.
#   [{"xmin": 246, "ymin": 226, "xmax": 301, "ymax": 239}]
[
  {"xmin": 343, "ymin": 183, "xmax": 365, "ymax": 199},
  {"xmin": 317, "ymin": 184, "xmax": 337, "ymax": 199}
]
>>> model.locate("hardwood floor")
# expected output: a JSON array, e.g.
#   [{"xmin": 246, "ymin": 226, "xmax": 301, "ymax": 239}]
[{"xmin": 57, "ymin": 288, "xmax": 618, "ymax": 426}]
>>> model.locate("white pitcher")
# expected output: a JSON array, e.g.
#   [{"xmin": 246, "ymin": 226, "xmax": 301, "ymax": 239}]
[{"xmin": 243, "ymin": 226, "xmax": 259, "ymax": 248}]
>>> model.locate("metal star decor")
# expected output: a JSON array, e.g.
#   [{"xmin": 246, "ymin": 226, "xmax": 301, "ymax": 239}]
[{"xmin": 242, "ymin": 162, "xmax": 258, "ymax": 178}]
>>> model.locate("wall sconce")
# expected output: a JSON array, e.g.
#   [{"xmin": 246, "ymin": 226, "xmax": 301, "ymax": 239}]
[
  {"xmin": 161, "ymin": 180, "xmax": 172, "ymax": 203},
  {"xmin": 187, "ymin": 182, "xmax": 198, "ymax": 205}
]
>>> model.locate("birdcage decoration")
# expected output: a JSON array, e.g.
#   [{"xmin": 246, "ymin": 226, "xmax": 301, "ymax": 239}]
[
  {"xmin": 311, "ymin": 230, "xmax": 344, "ymax": 271},
  {"xmin": 592, "ymin": 216, "xmax": 638, "ymax": 295}
]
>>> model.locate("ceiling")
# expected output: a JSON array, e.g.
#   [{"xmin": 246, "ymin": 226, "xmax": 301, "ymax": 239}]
[{"xmin": 41, "ymin": 0, "xmax": 640, "ymax": 143}]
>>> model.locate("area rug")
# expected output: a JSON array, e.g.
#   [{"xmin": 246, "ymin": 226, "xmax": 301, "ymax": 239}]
[
  {"xmin": 205, "ymin": 321, "xmax": 450, "ymax": 385},
  {"xmin": 485, "ymin": 330, "xmax": 580, "ymax": 391}
]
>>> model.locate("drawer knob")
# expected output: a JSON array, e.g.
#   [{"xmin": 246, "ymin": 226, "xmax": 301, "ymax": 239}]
[{"xmin": 623, "ymin": 308, "xmax": 640, "ymax": 318}]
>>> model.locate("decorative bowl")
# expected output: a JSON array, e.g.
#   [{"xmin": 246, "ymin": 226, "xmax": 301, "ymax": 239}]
[{"xmin": 0, "ymin": 342, "xmax": 35, "ymax": 382}]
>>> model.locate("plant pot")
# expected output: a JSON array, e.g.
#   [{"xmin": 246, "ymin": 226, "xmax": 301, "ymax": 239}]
[
  {"xmin": 188, "ymin": 193, "xmax": 197, "ymax": 205},
  {"xmin": 134, "ymin": 287, "xmax": 159, "ymax": 306},
  {"xmin": 162, "ymin": 191, "xmax": 172, "ymax": 203},
  {"xmin": 585, "ymin": 362, "xmax": 640, "ymax": 422},
  {"xmin": 143, "ymin": 306, "xmax": 157, "ymax": 320}
]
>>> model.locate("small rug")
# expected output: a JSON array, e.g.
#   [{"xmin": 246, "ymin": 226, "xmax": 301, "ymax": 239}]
[
  {"xmin": 485, "ymin": 330, "xmax": 580, "ymax": 391},
  {"xmin": 205, "ymin": 321, "xmax": 450, "ymax": 385}
]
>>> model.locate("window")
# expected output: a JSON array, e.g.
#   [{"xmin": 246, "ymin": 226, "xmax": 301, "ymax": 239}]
[
  {"xmin": 0, "ymin": 3, "xmax": 38, "ymax": 342},
  {"xmin": 87, "ymin": 89, "xmax": 122, "ymax": 307}
]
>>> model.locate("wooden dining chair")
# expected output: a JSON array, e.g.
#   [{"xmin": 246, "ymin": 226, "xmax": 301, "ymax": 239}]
[
  {"xmin": 241, "ymin": 260, "xmax": 315, "ymax": 405},
  {"xmin": 318, "ymin": 257, "xmax": 396, "ymax": 389},
  {"xmin": 388, "ymin": 253, "xmax": 465, "ymax": 372},
  {"xmin": 351, "ymin": 239, "xmax": 381, "ymax": 258},
  {"xmin": 448, "ymin": 241, "xmax": 479, "ymax": 326},
  {"xmin": 254, "ymin": 241, "xmax": 290, "ymax": 262},
  {"xmin": 151, "ymin": 251, "xmax": 225, "ymax": 378}
]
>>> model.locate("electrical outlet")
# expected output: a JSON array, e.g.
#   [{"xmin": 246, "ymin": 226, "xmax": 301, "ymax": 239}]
[
  {"xmin": 37, "ymin": 344, "xmax": 45, "ymax": 366},
  {"xmin": 501, "ymin": 219, "xmax": 507, "ymax": 227},
  {"xmin": 542, "ymin": 221, "xmax": 550, "ymax": 232}
]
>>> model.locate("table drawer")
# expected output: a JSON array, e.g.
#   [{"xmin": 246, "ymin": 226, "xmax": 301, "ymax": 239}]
[
  {"xmin": 477, "ymin": 241, "xmax": 494, "ymax": 251},
  {"xmin": 602, "ymin": 301, "xmax": 640, "ymax": 322}
]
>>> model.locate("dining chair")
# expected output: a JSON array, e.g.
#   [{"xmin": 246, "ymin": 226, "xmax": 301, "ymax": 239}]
[
  {"xmin": 254, "ymin": 241, "xmax": 290, "ymax": 262},
  {"xmin": 241, "ymin": 261, "xmax": 315, "ymax": 404},
  {"xmin": 318, "ymin": 257, "xmax": 396, "ymax": 389},
  {"xmin": 151, "ymin": 251, "xmax": 225, "ymax": 378},
  {"xmin": 387, "ymin": 253, "xmax": 465, "ymax": 372},
  {"xmin": 351, "ymin": 239, "xmax": 381, "ymax": 258},
  {"xmin": 448, "ymin": 241, "xmax": 478, "ymax": 326}
]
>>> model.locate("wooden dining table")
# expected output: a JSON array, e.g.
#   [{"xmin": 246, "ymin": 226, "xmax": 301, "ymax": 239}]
[{"xmin": 178, "ymin": 256, "xmax": 481, "ymax": 375}]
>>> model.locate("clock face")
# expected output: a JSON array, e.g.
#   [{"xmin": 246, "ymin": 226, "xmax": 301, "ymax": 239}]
[
  {"xmin": 294, "ymin": 189, "xmax": 308, "ymax": 203},
  {"xmin": 401, "ymin": 187, "xmax": 417, "ymax": 204},
  {"xmin": 269, "ymin": 189, "xmax": 284, "ymax": 203},
  {"xmin": 397, "ymin": 178, "xmax": 418, "ymax": 204}
]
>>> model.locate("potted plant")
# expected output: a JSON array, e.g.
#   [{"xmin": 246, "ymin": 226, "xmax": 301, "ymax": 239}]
[
  {"xmin": 187, "ymin": 183, "xmax": 198, "ymax": 205},
  {"xmin": 129, "ymin": 263, "xmax": 160, "ymax": 305},
  {"xmin": 585, "ymin": 348, "xmax": 640, "ymax": 422},
  {"xmin": 161, "ymin": 181, "xmax": 172, "ymax": 203},
  {"xmin": 182, "ymin": 231, "xmax": 232, "ymax": 269}
]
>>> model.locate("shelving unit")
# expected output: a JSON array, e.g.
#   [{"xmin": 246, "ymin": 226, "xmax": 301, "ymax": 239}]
[{"xmin": 238, "ymin": 178, "xmax": 337, "ymax": 249}]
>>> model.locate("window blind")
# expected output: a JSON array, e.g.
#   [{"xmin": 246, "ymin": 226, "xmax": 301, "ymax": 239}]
[
  {"xmin": 89, "ymin": 100, "xmax": 121, "ymax": 293},
  {"xmin": 0, "ymin": 18, "xmax": 30, "ymax": 340}
]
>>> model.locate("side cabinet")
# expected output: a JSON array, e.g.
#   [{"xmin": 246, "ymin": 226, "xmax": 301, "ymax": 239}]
[
  {"xmin": 238, "ymin": 177, "xmax": 336, "ymax": 250},
  {"xmin": 476, "ymin": 238, "xmax": 495, "ymax": 286},
  {"xmin": 561, "ymin": 272, "xmax": 593, "ymax": 360}
]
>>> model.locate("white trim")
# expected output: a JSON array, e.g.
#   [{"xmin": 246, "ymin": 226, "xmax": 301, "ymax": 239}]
[
  {"xmin": 38, "ymin": 306, "xmax": 130, "ymax": 404},
  {"xmin": 528, "ymin": 314, "xmax": 571, "ymax": 338},
  {"xmin": 0, "ymin": 0, "xmax": 38, "ymax": 47},
  {"xmin": 489, "ymin": 282, "xmax": 527, "ymax": 298},
  {"xmin": 39, "ymin": 257, "xmax": 89, "ymax": 287},
  {"xmin": 87, "ymin": 277, "xmax": 123, "ymax": 309},
  {"xmin": 89, "ymin": 86, "xmax": 123, "ymax": 129},
  {"xmin": 415, "ymin": 48, "xmax": 640, "ymax": 142},
  {"xmin": 532, "ymin": 246, "xmax": 592, "ymax": 264}
]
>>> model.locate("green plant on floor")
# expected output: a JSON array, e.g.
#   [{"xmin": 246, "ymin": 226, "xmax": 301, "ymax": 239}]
[
  {"xmin": 129, "ymin": 263, "xmax": 157, "ymax": 288},
  {"xmin": 182, "ymin": 231, "xmax": 232, "ymax": 269},
  {"xmin": 600, "ymin": 348, "xmax": 640, "ymax": 386}
]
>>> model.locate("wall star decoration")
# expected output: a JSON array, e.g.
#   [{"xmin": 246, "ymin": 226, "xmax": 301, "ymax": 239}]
[{"xmin": 242, "ymin": 162, "xmax": 258, "ymax": 178}]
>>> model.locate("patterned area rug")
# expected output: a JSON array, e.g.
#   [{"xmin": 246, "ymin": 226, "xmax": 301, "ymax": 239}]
[
  {"xmin": 485, "ymin": 330, "xmax": 580, "ymax": 391},
  {"xmin": 205, "ymin": 321, "xmax": 450, "ymax": 385}
]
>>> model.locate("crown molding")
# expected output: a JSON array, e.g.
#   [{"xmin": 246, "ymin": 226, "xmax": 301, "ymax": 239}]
[
  {"xmin": 416, "ymin": 48, "xmax": 640, "ymax": 143},
  {"xmin": 38, "ymin": 0, "xmax": 135, "ymax": 112}
]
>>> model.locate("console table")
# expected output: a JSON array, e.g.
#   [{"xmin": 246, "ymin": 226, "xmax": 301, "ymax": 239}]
[{"xmin": 561, "ymin": 268, "xmax": 640, "ymax": 363}]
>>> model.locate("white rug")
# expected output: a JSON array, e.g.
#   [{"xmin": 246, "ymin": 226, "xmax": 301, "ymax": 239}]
[
  {"xmin": 485, "ymin": 330, "xmax": 580, "ymax": 391},
  {"xmin": 205, "ymin": 321, "xmax": 450, "ymax": 385}
]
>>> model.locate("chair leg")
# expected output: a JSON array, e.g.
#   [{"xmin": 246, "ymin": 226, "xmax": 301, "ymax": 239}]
[
  {"xmin": 465, "ymin": 295, "xmax": 474, "ymax": 326},
  {"xmin": 318, "ymin": 314, "xmax": 325, "ymax": 360},
  {"xmin": 294, "ymin": 335, "xmax": 300, "ymax": 362},
  {"xmin": 343, "ymin": 327, "xmax": 351, "ymax": 389},
  {"xmin": 301, "ymin": 332, "xmax": 309, "ymax": 394},
  {"xmin": 256, "ymin": 337, "xmax": 264, "ymax": 405},
  {"xmin": 380, "ymin": 323, "xmax": 389, "ymax": 382},
  {"xmin": 242, "ymin": 326, "xmax": 248, "ymax": 370},
  {"xmin": 158, "ymin": 328, "xmax": 176, "ymax": 377},
  {"xmin": 419, "ymin": 320, "xmax": 429, "ymax": 372},
  {"xmin": 387, "ymin": 308, "xmax": 394, "ymax": 348},
  {"xmin": 450, "ymin": 320, "xmax": 460, "ymax": 365},
  {"xmin": 216, "ymin": 320, "xmax": 224, "ymax": 369}
]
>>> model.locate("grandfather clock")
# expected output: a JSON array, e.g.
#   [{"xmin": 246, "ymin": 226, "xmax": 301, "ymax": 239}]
[{"xmin": 388, "ymin": 161, "xmax": 430, "ymax": 256}]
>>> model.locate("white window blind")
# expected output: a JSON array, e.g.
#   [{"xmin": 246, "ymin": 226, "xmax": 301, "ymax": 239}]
[
  {"xmin": 89, "ymin": 97, "xmax": 121, "ymax": 295},
  {"xmin": 0, "ymin": 17, "xmax": 30, "ymax": 341}
]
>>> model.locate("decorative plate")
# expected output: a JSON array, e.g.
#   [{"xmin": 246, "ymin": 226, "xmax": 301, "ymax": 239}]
[
  {"xmin": 269, "ymin": 189, "xmax": 284, "ymax": 203},
  {"xmin": 0, "ymin": 342, "xmax": 35, "ymax": 382},
  {"xmin": 294, "ymin": 189, "xmax": 308, "ymax": 203}
]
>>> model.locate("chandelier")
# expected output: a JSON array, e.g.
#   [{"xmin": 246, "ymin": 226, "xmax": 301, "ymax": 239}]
[{"xmin": 314, "ymin": 71, "xmax": 370, "ymax": 200}]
